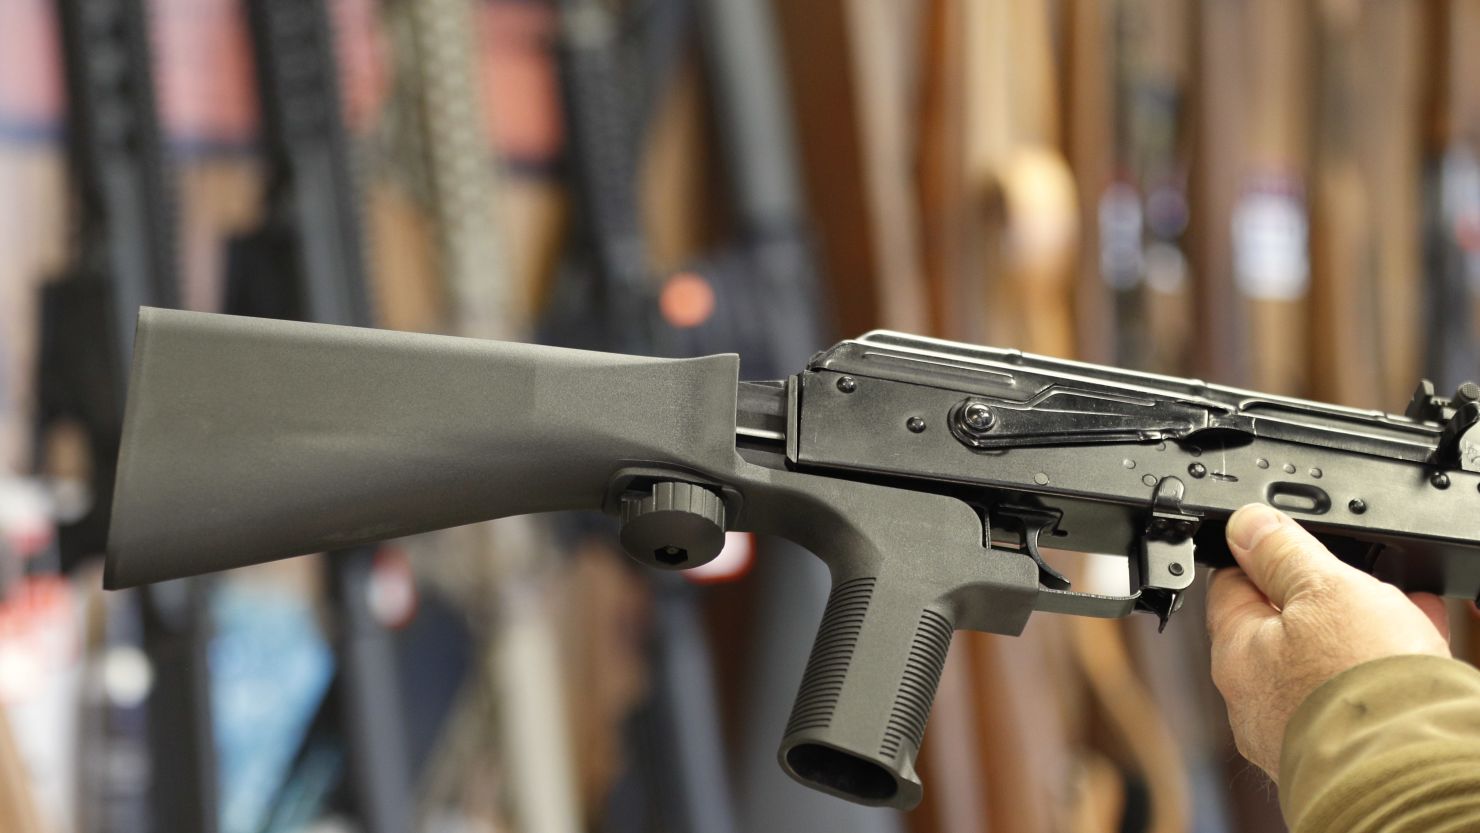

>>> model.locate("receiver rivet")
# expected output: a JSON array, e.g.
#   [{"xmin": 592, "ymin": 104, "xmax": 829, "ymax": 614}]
[
  {"xmin": 1432, "ymin": 472, "xmax": 1451, "ymax": 489},
  {"xmin": 837, "ymin": 376, "xmax": 857, "ymax": 393},
  {"xmin": 1168, "ymin": 563, "xmax": 1185, "ymax": 577},
  {"xmin": 1348, "ymin": 499, "xmax": 1367, "ymax": 514},
  {"xmin": 906, "ymin": 416, "xmax": 927, "ymax": 433}
]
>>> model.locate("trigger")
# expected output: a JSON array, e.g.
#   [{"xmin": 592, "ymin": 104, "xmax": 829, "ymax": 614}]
[{"xmin": 1022, "ymin": 518, "xmax": 1072, "ymax": 591}]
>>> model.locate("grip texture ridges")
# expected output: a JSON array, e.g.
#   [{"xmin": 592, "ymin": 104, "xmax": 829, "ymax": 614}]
[
  {"xmin": 880, "ymin": 608, "xmax": 952, "ymax": 758},
  {"xmin": 784, "ymin": 577, "xmax": 875, "ymax": 735}
]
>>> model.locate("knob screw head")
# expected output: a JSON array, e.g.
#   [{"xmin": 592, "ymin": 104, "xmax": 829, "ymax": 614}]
[
  {"xmin": 619, "ymin": 481, "xmax": 726, "ymax": 570},
  {"xmin": 962, "ymin": 402, "xmax": 995, "ymax": 431}
]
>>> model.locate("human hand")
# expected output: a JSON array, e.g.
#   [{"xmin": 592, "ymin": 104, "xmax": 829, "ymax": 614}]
[{"xmin": 1205, "ymin": 503, "xmax": 1452, "ymax": 780}]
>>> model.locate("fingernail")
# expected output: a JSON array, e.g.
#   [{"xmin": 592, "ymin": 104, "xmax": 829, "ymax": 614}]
[{"xmin": 1227, "ymin": 504, "xmax": 1284, "ymax": 552}]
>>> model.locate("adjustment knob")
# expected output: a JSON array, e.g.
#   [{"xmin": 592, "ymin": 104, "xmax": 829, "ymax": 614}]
[{"xmin": 619, "ymin": 481, "xmax": 726, "ymax": 570}]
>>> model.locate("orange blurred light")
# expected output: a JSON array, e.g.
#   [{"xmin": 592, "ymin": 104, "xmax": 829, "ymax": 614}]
[{"xmin": 659, "ymin": 271, "xmax": 716, "ymax": 329}]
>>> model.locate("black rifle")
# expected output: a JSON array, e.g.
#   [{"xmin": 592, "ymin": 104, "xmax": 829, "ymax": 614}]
[
  {"xmin": 39, "ymin": 1, "xmax": 217, "ymax": 830},
  {"xmin": 224, "ymin": 2, "xmax": 412, "ymax": 831},
  {"xmin": 547, "ymin": 1, "xmax": 734, "ymax": 830},
  {"xmin": 1423, "ymin": 149, "xmax": 1480, "ymax": 396},
  {"xmin": 105, "ymin": 312, "xmax": 1480, "ymax": 810},
  {"xmin": 550, "ymin": 0, "xmax": 856, "ymax": 826},
  {"xmin": 685, "ymin": 2, "xmax": 900, "ymax": 831}
]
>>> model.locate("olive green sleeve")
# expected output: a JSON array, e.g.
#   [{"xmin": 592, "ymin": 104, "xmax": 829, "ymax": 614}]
[{"xmin": 1279, "ymin": 654, "xmax": 1480, "ymax": 833}]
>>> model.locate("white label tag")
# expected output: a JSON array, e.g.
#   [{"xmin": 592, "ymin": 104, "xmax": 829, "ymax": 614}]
[{"xmin": 1233, "ymin": 187, "xmax": 1309, "ymax": 301}]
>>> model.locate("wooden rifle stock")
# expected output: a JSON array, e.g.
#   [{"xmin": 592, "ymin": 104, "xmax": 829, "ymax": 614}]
[
  {"xmin": 962, "ymin": 4, "xmax": 1085, "ymax": 831},
  {"xmin": 1309, "ymin": 0, "xmax": 1381, "ymax": 409},
  {"xmin": 230, "ymin": 1, "xmax": 417, "ymax": 828},
  {"xmin": 909, "ymin": 4, "xmax": 993, "ymax": 832},
  {"xmin": 1242, "ymin": 0, "xmax": 1314, "ymax": 398}
]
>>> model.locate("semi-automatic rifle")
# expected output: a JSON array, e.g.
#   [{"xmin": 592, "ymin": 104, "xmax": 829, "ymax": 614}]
[
  {"xmin": 546, "ymin": 0, "xmax": 734, "ymax": 830},
  {"xmin": 106, "ymin": 311, "xmax": 1480, "ymax": 810},
  {"xmin": 548, "ymin": 0, "xmax": 845, "ymax": 827},
  {"xmin": 39, "ymin": 1, "xmax": 217, "ymax": 830},
  {"xmin": 224, "ymin": 1, "xmax": 412, "ymax": 830}
]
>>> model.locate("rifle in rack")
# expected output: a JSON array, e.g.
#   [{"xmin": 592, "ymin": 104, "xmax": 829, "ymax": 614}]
[
  {"xmin": 547, "ymin": 1, "xmax": 740, "ymax": 830},
  {"xmin": 1238, "ymin": 0, "xmax": 1313, "ymax": 397},
  {"xmin": 685, "ymin": 2, "xmax": 907, "ymax": 831},
  {"xmin": 549, "ymin": 0, "xmax": 896, "ymax": 829},
  {"xmin": 380, "ymin": 0, "xmax": 583, "ymax": 829},
  {"xmin": 1360, "ymin": 1, "xmax": 1423, "ymax": 410},
  {"xmin": 1421, "ymin": 0, "xmax": 1480, "ymax": 672},
  {"xmin": 769, "ymin": 0, "xmax": 928, "ymax": 337},
  {"xmin": 42, "ymin": 0, "xmax": 175, "ymax": 566},
  {"xmin": 224, "ymin": 2, "xmax": 412, "ymax": 830},
  {"xmin": 38, "ymin": 0, "xmax": 217, "ymax": 830},
  {"xmin": 1421, "ymin": 0, "xmax": 1480, "ymax": 405},
  {"xmin": 1308, "ymin": 0, "xmax": 1381, "ymax": 409}
]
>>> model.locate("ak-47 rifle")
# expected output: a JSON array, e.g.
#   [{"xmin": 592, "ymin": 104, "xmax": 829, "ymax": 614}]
[
  {"xmin": 1422, "ymin": 0, "xmax": 1480, "ymax": 411},
  {"xmin": 224, "ymin": 2, "xmax": 412, "ymax": 831},
  {"xmin": 38, "ymin": 1, "xmax": 218, "ymax": 830},
  {"xmin": 546, "ymin": 2, "xmax": 729, "ymax": 832},
  {"xmin": 546, "ymin": 0, "xmax": 839, "ymax": 827},
  {"xmin": 106, "ymin": 310, "xmax": 1480, "ymax": 810}
]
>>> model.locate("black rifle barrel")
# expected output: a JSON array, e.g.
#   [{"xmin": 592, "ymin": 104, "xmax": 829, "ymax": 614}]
[
  {"xmin": 233, "ymin": 2, "xmax": 412, "ymax": 830},
  {"xmin": 49, "ymin": 0, "xmax": 217, "ymax": 830}
]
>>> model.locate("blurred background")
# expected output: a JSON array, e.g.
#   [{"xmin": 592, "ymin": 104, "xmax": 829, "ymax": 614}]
[{"xmin": 0, "ymin": 0, "xmax": 1478, "ymax": 831}]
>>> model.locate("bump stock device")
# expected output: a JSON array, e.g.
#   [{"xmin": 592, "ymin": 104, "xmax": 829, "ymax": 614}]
[{"xmin": 106, "ymin": 308, "xmax": 1480, "ymax": 810}]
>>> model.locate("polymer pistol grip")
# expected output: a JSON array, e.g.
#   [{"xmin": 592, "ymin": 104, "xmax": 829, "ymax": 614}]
[
  {"xmin": 736, "ymin": 479, "xmax": 1039, "ymax": 808},
  {"xmin": 779, "ymin": 575, "xmax": 955, "ymax": 807}
]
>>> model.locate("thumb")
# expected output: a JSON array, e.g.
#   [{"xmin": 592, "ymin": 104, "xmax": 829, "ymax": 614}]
[{"xmin": 1225, "ymin": 504, "xmax": 1359, "ymax": 609}]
